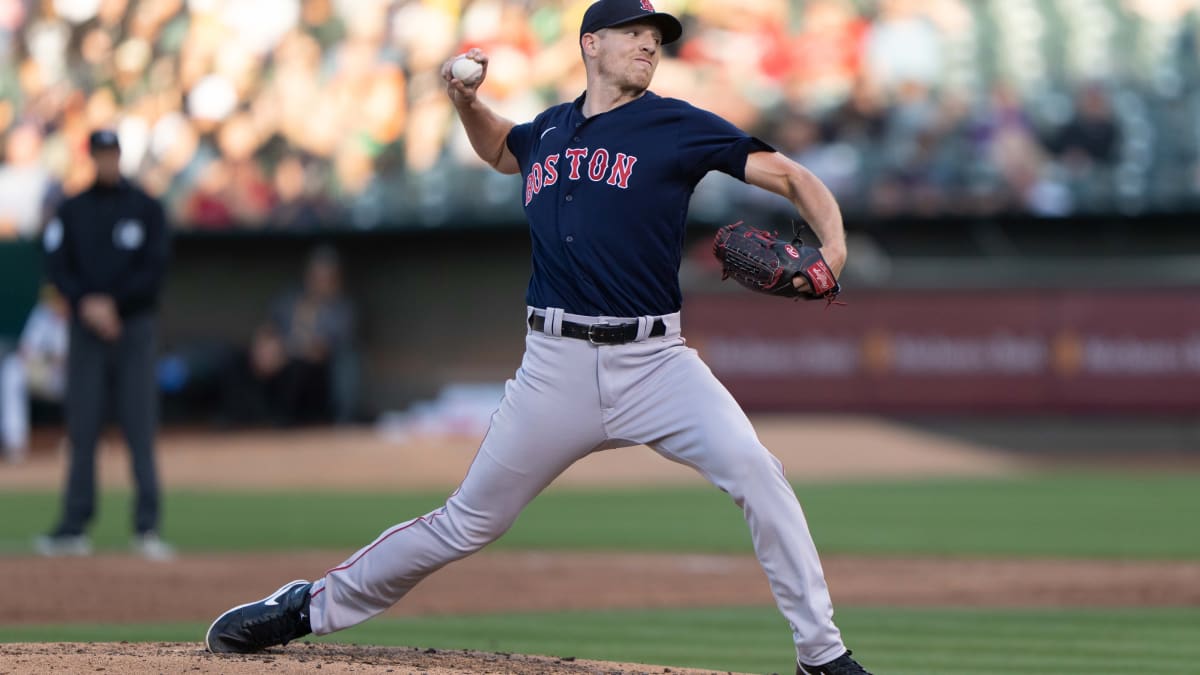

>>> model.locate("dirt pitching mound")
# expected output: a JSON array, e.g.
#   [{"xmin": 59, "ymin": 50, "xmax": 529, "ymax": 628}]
[{"xmin": 0, "ymin": 642, "xmax": 747, "ymax": 675}]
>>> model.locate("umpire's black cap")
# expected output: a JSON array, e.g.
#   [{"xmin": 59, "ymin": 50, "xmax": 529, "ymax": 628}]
[
  {"xmin": 88, "ymin": 129, "xmax": 120, "ymax": 153},
  {"xmin": 580, "ymin": 0, "xmax": 683, "ymax": 45}
]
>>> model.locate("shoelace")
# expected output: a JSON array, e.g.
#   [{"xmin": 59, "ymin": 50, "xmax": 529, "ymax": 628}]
[
  {"xmin": 240, "ymin": 607, "xmax": 302, "ymax": 647},
  {"xmin": 802, "ymin": 651, "xmax": 870, "ymax": 675},
  {"xmin": 824, "ymin": 651, "xmax": 870, "ymax": 675},
  {"xmin": 238, "ymin": 590, "xmax": 308, "ymax": 648}
]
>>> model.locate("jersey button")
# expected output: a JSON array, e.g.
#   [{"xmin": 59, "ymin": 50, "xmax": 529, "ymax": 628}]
[
  {"xmin": 572, "ymin": 136, "xmax": 581, "ymax": 142},
  {"xmin": 565, "ymin": 195, "xmax": 573, "ymax": 202},
  {"xmin": 565, "ymin": 235, "xmax": 574, "ymax": 242}
]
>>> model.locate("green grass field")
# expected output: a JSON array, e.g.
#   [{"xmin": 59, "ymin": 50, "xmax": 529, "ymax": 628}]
[
  {"xmin": 1, "ymin": 473, "xmax": 1197, "ymax": 557},
  {"xmin": 2, "ymin": 472, "xmax": 1197, "ymax": 674},
  {"xmin": 2, "ymin": 607, "xmax": 1198, "ymax": 674}
]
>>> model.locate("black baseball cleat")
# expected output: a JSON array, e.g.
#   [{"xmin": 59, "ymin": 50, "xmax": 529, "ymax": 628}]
[
  {"xmin": 206, "ymin": 579, "xmax": 313, "ymax": 653},
  {"xmin": 797, "ymin": 649, "xmax": 872, "ymax": 675}
]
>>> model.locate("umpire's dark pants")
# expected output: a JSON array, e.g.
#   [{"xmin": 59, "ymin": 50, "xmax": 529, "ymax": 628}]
[{"xmin": 55, "ymin": 313, "xmax": 160, "ymax": 536}]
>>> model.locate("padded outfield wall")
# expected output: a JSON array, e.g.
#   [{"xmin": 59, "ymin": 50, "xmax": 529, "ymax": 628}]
[
  {"xmin": 2, "ymin": 217, "xmax": 1198, "ymax": 416},
  {"xmin": 684, "ymin": 289, "xmax": 1200, "ymax": 414}
]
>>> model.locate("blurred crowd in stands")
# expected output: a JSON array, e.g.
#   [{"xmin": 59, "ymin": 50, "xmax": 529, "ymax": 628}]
[{"xmin": 2, "ymin": 0, "xmax": 1200, "ymax": 235}]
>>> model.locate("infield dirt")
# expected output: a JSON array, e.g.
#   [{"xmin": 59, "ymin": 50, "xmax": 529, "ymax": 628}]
[{"xmin": 2, "ymin": 418, "xmax": 1192, "ymax": 673}]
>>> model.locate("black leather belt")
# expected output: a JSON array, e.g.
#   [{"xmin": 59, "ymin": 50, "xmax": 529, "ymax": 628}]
[{"xmin": 529, "ymin": 314, "xmax": 666, "ymax": 345}]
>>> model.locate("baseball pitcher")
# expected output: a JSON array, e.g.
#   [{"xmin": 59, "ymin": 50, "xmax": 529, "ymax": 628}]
[{"xmin": 206, "ymin": 2, "xmax": 867, "ymax": 673}]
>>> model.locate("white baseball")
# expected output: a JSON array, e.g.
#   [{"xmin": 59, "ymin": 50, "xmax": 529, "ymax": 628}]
[{"xmin": 451, "ymin": 57, "xmax": 483, "ymax": 84}]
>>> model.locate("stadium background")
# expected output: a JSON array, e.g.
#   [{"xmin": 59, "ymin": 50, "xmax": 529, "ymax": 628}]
[{"xmin": 1, "ymin": 1, "xmax": 1199, "ymax": 674}]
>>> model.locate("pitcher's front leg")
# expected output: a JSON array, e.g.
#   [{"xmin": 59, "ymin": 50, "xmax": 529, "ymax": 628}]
[{"xmin": 615, "ymin": 346, "xmax": 846, "ymax": 666}]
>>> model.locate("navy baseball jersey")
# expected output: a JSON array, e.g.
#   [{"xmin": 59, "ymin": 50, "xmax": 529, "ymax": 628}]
[{"xmin": 506, "ymin": 91, "xmax": 773, "ymax": 317}]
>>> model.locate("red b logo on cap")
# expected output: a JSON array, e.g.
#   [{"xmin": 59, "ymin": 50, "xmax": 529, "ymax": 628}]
[{"xmin": 640, "ymin": 0, "xmax": 654, "ymax": 10}]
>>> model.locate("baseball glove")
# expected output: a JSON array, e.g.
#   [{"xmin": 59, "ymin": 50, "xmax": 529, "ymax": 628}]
[{"xmin": 712, "ymin": 220, "xmax": 842, "ymax": 302}]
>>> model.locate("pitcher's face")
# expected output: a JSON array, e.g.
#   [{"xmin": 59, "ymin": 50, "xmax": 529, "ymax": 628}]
[{"xmin": 589, "ymin": 20, "xmax": 662, "ymax": 93}]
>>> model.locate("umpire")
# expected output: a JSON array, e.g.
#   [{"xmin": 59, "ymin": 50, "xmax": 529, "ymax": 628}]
[{"xmin": 36, "ymin": 129, "xmax": 174, "ymax": 561}]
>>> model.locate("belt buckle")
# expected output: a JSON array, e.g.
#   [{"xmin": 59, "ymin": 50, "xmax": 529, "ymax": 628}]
[{"xmin": 587, "ymin": 322, "xmax": 621, "ymax": 345}]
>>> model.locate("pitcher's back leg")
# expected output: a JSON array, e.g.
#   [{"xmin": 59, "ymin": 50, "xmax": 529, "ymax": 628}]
[{"xmin": 309, "ymin": 333, "xmax": 607, "ymax": 634}]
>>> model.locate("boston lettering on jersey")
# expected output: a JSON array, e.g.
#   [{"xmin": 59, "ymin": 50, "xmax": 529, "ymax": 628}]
[
  {"xmin": 506, "ymin": 91, "xmax": 773, "ymax": 317},
  {"xmin": 524, "ymin": 148, "xmax": 638, "ymax": 205}
]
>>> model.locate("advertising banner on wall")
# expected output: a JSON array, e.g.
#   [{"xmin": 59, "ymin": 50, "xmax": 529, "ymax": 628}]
[{"xmin": 683, "ymin": 289, "xmax": 1200, "ymax": 413}]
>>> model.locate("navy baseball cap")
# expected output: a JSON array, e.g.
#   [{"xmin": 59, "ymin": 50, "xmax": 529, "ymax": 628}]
[
  {"xmin": 88, "ymin": 129, "xmax": 120, "ymax": 153},
  {"xmin": 580, "ymin": 0, "xmax": 683, "ymax": 45}
]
